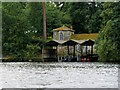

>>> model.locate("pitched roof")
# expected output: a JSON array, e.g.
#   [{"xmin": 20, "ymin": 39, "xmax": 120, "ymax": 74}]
[
  {"xmin": 62, "ymin": 40, "xmax": 78, "ymax": 46},
  {"xmin": 70, "ymin": 33, "xmax": 98, "ymax": 40},
  {"xmin": 45, "ymin": 40, "xmax": 60, "ymax": 46},
  {"xmin": 53, "ymin": 39, "xmax": 67, "ymax": 44},
  {"xmin": 53, "ymin": 26, "xmax": 75, "ymax": 32}
]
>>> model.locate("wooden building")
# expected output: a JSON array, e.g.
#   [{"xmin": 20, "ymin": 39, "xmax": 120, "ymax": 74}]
[
  {"xmin": 52, "ymin": 26, "xmax": 98, "ymax": 56},
  {"xmin": 43, "ymin": 25, "xmax": 98, "ymax": 61}
]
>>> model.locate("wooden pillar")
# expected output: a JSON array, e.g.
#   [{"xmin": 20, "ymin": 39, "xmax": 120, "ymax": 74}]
[
  {"xmin": 73, "ymin": 45, "xmax": 75, "ymax": 57},
  {"xmin": 86, "ymin": 45, "xmax": 87, "ymax": 56},
  {"xmin": 56, "ymin": 46, "xmax": 57, "ymax": 54},
  {"xmin": 91, "ymin": 45, "xmax": 93, "ymax": 56},
  {"xmin": 81, "ymin": 45, "xmax": 83, "ymax": 56},
  {"xmin": 67, "ymin": 45, "xmax": 69, "ymax": 55}
]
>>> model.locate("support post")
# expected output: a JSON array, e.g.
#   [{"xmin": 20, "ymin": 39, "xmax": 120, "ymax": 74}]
[
  {"xmin": 67, "ymin": 45, "xmax": 69, "ymax": 55},
  {"xmin": 56, "ymin": 46, "xmax": 57, "ymax": 58},
  {"xmin": 81, "ymin": 45, "xmax": 83, "ymax": 56},
  {"xmin": 86, "ymin": 45, "xmax": 87, "ymax": 56},
  {"xmin": 73, "ymin": 45, "xmax": 75, "ymax": 57},
  {"xmin": 91, "ymin": 45, "xmax": 93, "ymax": 57}
]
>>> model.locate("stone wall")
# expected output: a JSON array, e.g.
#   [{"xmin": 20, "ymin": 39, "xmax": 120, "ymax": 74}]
[
  {"xmin": 63, "ymin": 31, "xmax": 71, "ymax": 41},
  {"xmin": 53, "ymin": 30, "xmax": 74, "ymax": 41},
  {"xmin": 53, "ymin": 31, "xmax": 59, "ymax": 40}
]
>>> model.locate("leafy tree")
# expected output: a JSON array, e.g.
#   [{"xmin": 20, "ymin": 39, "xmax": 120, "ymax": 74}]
[
  {"xmin": 26, "ymin": 2, "xmax": 63, "ymax": 37},
  {"xmin": 59, "ymin": 2, "xmax": 72, "ymax": 27},
  {"xmin": 26, "ymin": 2, "xmax": 43, "ymax": 37},
  {"xmin": 2, "ymin": 2, "xmax": 64, "ymax": 60},
  {"xmin": 87, "ymin": 2, "xmax": 103, "ymax": 33},
  {"xmin": 2, "ymin": 2, "xmax": 41, "ymax": 60},
  {"xmin": 60, "ymin": 2, "xmax": 103, "ymax": 33},
  {"xmin": 69, "ymin": 2, "xmax": 89, "ymax": 33},
  {"xmin": 96, "ymin": 2, "xmax": 120, "ymax": 62},
  {"xmin": 45, "ymin": 2, "xmax": 62, "ymax": 36}
]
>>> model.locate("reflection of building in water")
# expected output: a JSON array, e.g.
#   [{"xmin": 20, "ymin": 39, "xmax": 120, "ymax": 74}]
[{"xmin": 52, "ymin": 25, "xmax": 98, "ymax": 56}]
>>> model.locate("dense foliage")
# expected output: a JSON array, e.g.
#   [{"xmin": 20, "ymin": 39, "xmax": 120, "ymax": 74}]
[
  {"xmin": 96, "ymin": 2, "xmax": 120, "ymax": 62},
  {"xmin": 2, "ymin": 2, "xmax": 120, "ymax": 61}
]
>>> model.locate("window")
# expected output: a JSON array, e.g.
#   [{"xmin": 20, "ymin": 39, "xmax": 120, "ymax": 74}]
[{"xmin": 60, "ymin": 32, "xmax": 63, "ymax": 40}]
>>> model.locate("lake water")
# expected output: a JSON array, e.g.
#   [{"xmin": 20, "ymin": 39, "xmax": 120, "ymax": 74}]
[{"xmin": 0, "ymin": 62, "xmax": 118, "ymax": 88}]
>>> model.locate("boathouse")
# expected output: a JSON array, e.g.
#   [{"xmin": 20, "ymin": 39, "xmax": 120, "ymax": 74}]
[{"xmin": 44, "ymin": 26, "xmax": 98, "ymax": 61}]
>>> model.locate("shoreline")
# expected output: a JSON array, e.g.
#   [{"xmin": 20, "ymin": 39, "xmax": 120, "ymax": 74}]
[{"xmin": 1, "ymin": 59, "xmax": 120, "ymax": 64}]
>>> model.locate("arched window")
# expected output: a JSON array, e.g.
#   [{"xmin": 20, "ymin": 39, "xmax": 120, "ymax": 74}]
[{"xmin": 60, "ymin": 32, "xmax": 63, "ymax": 40}]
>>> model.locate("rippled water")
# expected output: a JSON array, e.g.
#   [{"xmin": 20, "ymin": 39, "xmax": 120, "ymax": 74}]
[{"xmin": 0, "ymin": 62, "xmax": 118, "ymax": 88}]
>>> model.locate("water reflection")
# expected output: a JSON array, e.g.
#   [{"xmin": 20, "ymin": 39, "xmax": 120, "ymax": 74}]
[{"xmin": 0, "ymin": 62, "xmax": 118, "ymax": 88}]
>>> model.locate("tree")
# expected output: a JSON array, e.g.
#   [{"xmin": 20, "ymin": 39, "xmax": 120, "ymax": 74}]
[
  {"xmin": 60, "ymin": 2, "xmax": 72, "ymax": 27},
  {"xmin": 42, "ymin": 2, "xmax": 47, "ymax": 40},
  {"xmin": 26, "ymin": 2, "xmax": 43, "ymax": 37},
  {"xmin": 2, "ymin": 2, "xmax": 41, "ymax": 60},
  {"xmin": 87, "ymin": 2, "xmax": 103, "ymax": 33},
  {"xmin": 96, "ymin": 2, "xmax": 120, "ymax": 62},
  {"xmin": 60, "ymin": 2, "xmax": 103, "ymax": 33},
  {"xmin": 26, "ymin": 2, "xmax": 63, "ymax": 37},
  {"xmin": 2, "ymin": 2, "xmax": 64, "ymax": 59},
  {"xmin": 45, "ymin": 2, "xmax": 62, "ymax": 36},
  {"xmin": 69, "ymin": 2, "xmax": 89, "ymax": 33}
]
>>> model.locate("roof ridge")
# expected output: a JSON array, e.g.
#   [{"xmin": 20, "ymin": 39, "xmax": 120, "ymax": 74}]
[
  {"xmin": 72, "ymin": 33, "xmax": 98, "ymax": 35},
  {"xmin": 53, "ymin": 26, "xmax": 75, "ymax": 32},
  {"xmin": 70, "ymin": 33, "xmax": 98, "ymax": 40}
]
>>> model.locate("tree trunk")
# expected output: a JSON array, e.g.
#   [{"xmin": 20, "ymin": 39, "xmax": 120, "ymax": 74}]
[{"xmin": 42, "ymin": 1, "xmax": 47, "ymax": 40}]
